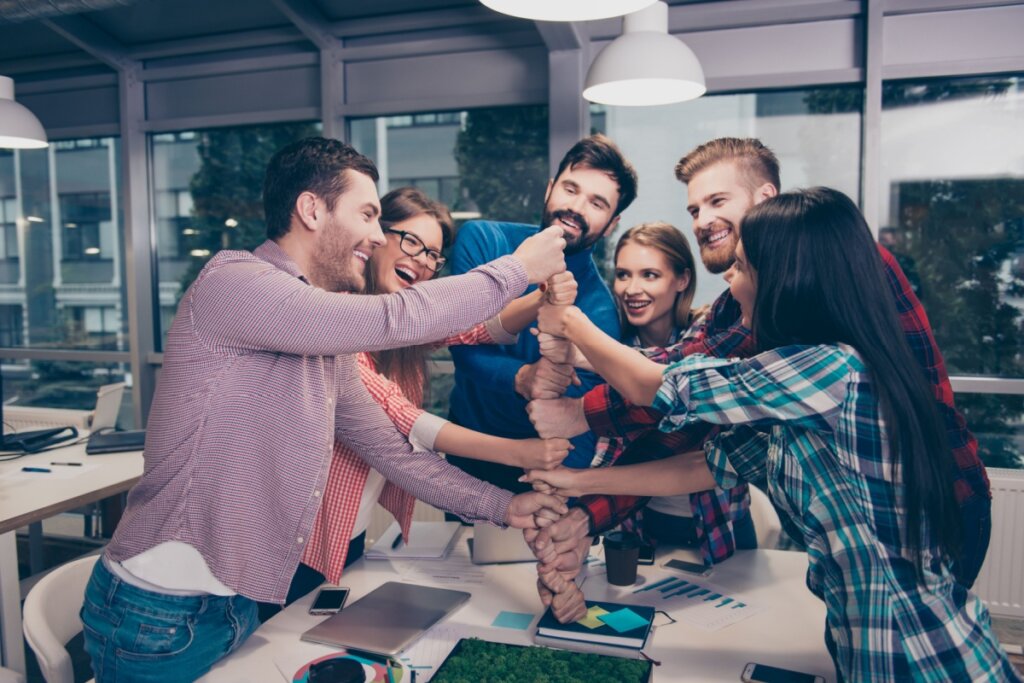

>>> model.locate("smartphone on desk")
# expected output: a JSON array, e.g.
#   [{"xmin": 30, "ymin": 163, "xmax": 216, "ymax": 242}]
[
  {"xmin": 637, "ymin": 541, "xmax": 655, "ymax": 565},
  {"xmin": 664, "ymin": 557, "xmax": 712, "ymax": 576},
  {"xmin": 309, "ymin": 587, "xmax": 349, "ymax": 615},
  {"xmin": 741, "ymin": 662, "xmax": 825, "ymax": 683}
]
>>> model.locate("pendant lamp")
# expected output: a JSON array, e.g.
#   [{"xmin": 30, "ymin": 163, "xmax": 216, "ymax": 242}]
[
  {"xmin": 480, "ymin": 0, "xmax": 657, "ymax": 22},
  {"xmin": 0, "ymin": 76, "xmax": 48, "ymax": 149}
]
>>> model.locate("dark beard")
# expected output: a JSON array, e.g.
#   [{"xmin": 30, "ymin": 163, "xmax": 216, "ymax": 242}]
[{"xmin": 542, "ymin": 207, "xmax": 592, "ymax": 254}]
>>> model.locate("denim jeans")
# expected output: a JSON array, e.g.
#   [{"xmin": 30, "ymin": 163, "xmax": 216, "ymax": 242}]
[{"xmin": 80, "ymin": 558, "xmax": 260, "ymax": 683}]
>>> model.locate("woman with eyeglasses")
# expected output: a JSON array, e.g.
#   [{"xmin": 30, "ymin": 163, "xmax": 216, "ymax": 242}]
[{"xmin": 256, "ymin": 187, "xmax": 575, "ymax": 619}]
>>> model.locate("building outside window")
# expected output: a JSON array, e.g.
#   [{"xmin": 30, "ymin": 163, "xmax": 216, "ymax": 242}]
[{"xmin": 881, "ymin": 73, "xmax": 1024, "ymax": 469}]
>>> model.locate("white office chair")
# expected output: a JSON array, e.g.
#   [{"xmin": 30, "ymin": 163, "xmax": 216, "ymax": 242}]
[
  {"xmin": 22, "ymin": 555, "xmax": 98, "ymax": 683},
  {"xmin": 747, "ymin": 485, "xmax": 782, "ymax": 550}
]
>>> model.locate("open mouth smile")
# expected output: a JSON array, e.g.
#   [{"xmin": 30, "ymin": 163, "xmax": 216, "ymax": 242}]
[{"xmin": 394, "ymin": 265, "xmax": 419, "ymax": 286}]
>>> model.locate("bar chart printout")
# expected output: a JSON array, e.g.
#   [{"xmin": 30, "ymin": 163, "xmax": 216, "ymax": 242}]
[{"xmin": 631, "ymin": 575, "xmax": 765, "ymax": 631}]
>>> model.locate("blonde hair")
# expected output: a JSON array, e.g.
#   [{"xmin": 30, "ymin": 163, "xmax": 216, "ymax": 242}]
[
  {"xmin": 674, "ymin": 137, "xmax": 781, "ymax": 193},
  {"xmin": 613, "ymin": 221, "xmax": 697, "ymax": 340}
]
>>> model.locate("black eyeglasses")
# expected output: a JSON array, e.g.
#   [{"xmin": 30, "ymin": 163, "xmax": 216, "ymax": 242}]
[{"xmin": 384, "ymin": 228, "xmax": 447, "ymax": 273}]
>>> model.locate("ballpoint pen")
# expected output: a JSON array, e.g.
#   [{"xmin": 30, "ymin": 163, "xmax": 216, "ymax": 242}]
[
  {"xmin": 50, "ymin": 461, "xmax": 82, "ymax": 467},
  {"xmin": 391, "ymin": 534, "xmax": 403, "ymax": 550},
  {"xmin": 22, "ymin": 467, "xmax": 51, "ymax": 473}
]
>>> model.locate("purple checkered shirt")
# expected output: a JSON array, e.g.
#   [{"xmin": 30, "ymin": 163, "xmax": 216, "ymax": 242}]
[{"xmin": 106, "ymin": 240, "xmax": 526, "ymax": 603}]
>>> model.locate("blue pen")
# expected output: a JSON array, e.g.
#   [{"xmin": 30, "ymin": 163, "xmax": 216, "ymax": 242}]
[{"xmin": 22, "ymin": 467, "xmax": 51, "ymax": 473}]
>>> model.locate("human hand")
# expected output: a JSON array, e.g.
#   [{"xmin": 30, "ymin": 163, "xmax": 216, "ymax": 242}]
[
  {"xmin": 538, "ymin": 567, "xmax": 588, "ymax": 623},
  {"xmin": 515, "ymin": 437, "xmax": 573, "ymax": 470},
  {"xmin": 521, "ymin": 466, "xmax": 589, "ymax": 499},
  {"xmin": 512, "ymin": 226, "xmax": 567, "ymax": 284},
  {"xmin": 542, "ymin": 271, "xmax": 577, "ymax": 306},
  {"xmin": 534, "ymin": 331, "xmax": 577, "ymax": 365},
  {"xmin": 524, "ymin": 507, "xmax": 591, "ymax": 566},
  {"xmin": 536, "ymin": 303, "xmax": 578, "ymax": 338},
  {"xmin": 514, "ymin": 357, "xmax": 579, "ymax": 400},
  {"xmin": 505, "ymin": 491, "xmax": 568, "ymax": 529},
  {"xmin": 526, "ymin": 397, "xmax": 588, "ymax": 439}
]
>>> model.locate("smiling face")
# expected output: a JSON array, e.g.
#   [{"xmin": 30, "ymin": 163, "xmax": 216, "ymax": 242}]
[
  {"xmin": 371, "ymin": 213, "xmax": 445, "ymax": 293},
  {"xmin": 541, "ymin": 164, "xmax": 621, "ymax": 254},
  {"xmin": 685, "ymin": 161, "xmax": 759, "ymax": 274},
  {"xmin": 614, "ymin": 242, "xmax": 691, "ymax": 344},
  {"xmin": 308, "ymin": 170, "xmax": 383, "ymax": 292},
  {"xmin": 724, "ymin": 239, "xmax": 756, "ymax": 327}
]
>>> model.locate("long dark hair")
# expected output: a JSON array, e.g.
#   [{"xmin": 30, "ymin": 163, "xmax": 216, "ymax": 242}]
[
  {"xmin": 366, "ymin": 187, "xmax": 454, "ymax": 402},
  {"xmin": 613, "ymin": 222, "xmax": 697, "ymax": 342},
  {"xmin": 740, "ymin": 187, "xmax": 961, "ymax": 573}
]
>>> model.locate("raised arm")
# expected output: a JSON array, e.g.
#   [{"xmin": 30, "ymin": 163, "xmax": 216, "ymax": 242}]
[
  {"xmin": 336, "ymin": 355, "xmax": 566, "ymax": 527},
  {"xmin": 522, "ymin": 451, "xmax": 716, "ymax": 499},
  {"xmin": 537, "ymin": 304, "xmax": 664, "ymax": 406}
]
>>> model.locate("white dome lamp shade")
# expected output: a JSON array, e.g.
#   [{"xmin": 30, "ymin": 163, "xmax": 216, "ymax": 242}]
[
  {"xmin": 480, "ymin": 0, "xmax": 657, "ymax": 22},
  {"xmin": 0, "ymin": 76, "xmax": 48, "ymax": 149},
  {"xmin": 584, "ymin": 1, "xmax": 706, "ymax": 107}
]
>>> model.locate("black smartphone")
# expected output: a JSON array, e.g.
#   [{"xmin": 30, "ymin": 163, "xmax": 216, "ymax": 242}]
[
  {"xmin": 741, "ymin": 662, "xmax": 825, "ymax": 683},
  {"xmin": 664, "ymin": 557, "xmax": 713, "ymax": 576},
  {"xmin": 637, "ymin": 541, "xmax": 655, "ymax": 565},
  {"xmin": 308, "ymin": 587, "xmax": 350, "ymax": 615}
]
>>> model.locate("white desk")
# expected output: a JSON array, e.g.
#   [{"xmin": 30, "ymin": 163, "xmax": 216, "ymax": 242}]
[
  {"xmin": 0, "ymin": 440, "xmax": 143, "ymax": 674},
  {"xmin": 204, "ymin": 534, "xmax": 834, "ymax": 682}
]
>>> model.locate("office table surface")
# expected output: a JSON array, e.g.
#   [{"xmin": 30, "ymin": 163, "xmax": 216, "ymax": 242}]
[
  {"xmin": 203, "ymin": 534, "xmax": 834, "ymax": 682},
  {"xmin": 0, "ymin": 439, "xmax": 144, "ymax": 674}
]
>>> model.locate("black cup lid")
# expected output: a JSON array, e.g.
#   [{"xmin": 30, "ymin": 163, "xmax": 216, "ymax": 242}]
[{"xmin": 603, "ymin": 530, "xmax": 641, "ymax": 550}]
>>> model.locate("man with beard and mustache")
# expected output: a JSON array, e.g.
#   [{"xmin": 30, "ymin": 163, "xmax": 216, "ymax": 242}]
[
  {"xmin": 524, "ymin": 137, "xmax": 991, "ymax": 622},
  {"xmin": 79, "ymin": 137, "xmax": 573, "ymax": 682},
  {"xmin": 446, "ymin": 134, "xmax": 638, "ymax": 493}
]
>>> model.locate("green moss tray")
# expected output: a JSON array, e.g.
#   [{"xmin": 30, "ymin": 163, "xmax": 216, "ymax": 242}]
[{"xmin": 430, "ymin": 637, "xmax": 653, "ymax": 683}]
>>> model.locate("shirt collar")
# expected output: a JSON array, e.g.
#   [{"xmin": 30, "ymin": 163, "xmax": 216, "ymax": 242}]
[{"xmin": 254, "ymin": 239, "xmax": 308, "ymax": 283}]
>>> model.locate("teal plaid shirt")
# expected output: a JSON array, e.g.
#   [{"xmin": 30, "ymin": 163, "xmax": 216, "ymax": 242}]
[{"xmin": 654, "ymin": 344, "xmax": 1018, "ymax": 682}]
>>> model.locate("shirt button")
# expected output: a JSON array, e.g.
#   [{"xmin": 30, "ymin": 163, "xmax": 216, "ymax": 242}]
[
  {"xmin": 314, "ymin": 490, "xmax": 321, "ymax": 497},
  {"xmin": 297, "ymin": 537, "xmax": 304, "ymax": 544}
]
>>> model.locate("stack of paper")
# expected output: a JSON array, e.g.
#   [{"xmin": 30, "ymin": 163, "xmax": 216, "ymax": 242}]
[{"xmin": 365, "ymin": 521, "xmax": 461, "ymax": 560}]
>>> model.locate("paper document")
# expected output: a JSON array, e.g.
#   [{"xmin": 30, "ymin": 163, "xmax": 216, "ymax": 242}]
[
  {"xmin": 629, "ymin": 573, "xmax": 764, "ymax": 631},
  {"xmin": 365, "ymin": 521, "xmax": 461, "ymax": 560}
]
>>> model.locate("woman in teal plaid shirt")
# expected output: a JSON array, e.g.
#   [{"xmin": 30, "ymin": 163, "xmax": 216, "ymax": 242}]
[{"xmin": 530, "ymin": 187, "xmax": 1017, "ymax": 681}]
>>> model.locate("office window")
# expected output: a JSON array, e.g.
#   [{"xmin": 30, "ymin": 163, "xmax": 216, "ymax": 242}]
[
  {"xmin": 882, "ymin": 74, "xmax": 1024, "ymax": 469},
  {"xmin": 350, "ymin": 105, "xmax": 549, "ymax": 226},
  {"xmin": 2, "ymin": 359, "xmax": 132, "ymax": 418},
  {"xmin": 350, "ymin": 105, "xmax": 550, "ymax": 418},
  {"xmin": 0, "ymin": 197, "xmax": 18, "ymax": 261},
  {"xmin": 0, "ymin": 305, "xmax": 23, "ymax": 347},
  {"xmin": 151, "ymin": 123, "xmax": 319, "ymax": 346},
  {"xmin": 60, "ymin": 192, "xmax": 112, "ymax": 262},
  {"xmin": 593, "ymin": 85, "xmax": 863, "ymax": 306},
  {"xmin": 0, "ymin": 137, "xmax": 127, "ymax": 351}
]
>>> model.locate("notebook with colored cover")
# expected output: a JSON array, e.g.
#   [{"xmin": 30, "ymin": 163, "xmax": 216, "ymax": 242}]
[{"xmin": 534, "ymin": 600, "xmax": 655, "ymax": 651}]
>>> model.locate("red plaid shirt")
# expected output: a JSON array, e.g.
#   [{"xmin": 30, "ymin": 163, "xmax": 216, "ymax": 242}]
[{"xmin": 578, "ymin": 245, "xmax": 990, "ymax": 546}]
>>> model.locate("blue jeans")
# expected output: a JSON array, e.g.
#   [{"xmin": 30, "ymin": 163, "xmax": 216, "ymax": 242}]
[{"xmin": 80, "ymin": 558, "xmax": 260, "ymax": 683}]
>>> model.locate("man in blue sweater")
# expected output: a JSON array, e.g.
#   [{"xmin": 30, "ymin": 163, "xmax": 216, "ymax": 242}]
[{"xmin": 447, "ymin": 134, "xmax": 638, "ymax": 493}]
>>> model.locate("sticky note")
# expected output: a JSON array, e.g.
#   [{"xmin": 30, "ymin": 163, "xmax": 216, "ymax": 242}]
[
  {"xmin": 576, "ymin": 605, "xmax": 610, "ymax": 629},
  {"xmin": 492, "ymin": 611, "xmax": 534, "ymax": 630},
  {"xmin": 598, "ymin": 608, "xmax": 649, "ymax": 633}
]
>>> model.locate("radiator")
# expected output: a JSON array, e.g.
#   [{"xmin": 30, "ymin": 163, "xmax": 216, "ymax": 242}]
[
  {"xmin": 974, "ymin": 467, "xmax": 1024, "ymax": 618},
  {"xmin": 3, "ymin": 405, "xmax": 93, "ymax": 432}
]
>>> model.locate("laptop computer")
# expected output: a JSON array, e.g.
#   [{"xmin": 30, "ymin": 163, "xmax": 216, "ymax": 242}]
[
  {"xmin": 469, "ymin": 522, "xmax": 537, "ymax": 565},
  {"xmin": 86, "ymin": 382, "xmax": 146, "ymax": 454},
  {"xmin": 301, "ymin": 581, "xmax": 470, "ymax": 657}
]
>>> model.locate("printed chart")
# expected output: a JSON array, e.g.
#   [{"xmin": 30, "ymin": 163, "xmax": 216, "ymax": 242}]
[{"xmin": 630, "ymin": 575, "xmax": 763, "ymax": 631}]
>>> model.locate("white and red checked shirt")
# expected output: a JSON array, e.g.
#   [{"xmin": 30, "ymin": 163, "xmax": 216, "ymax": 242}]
[
  {"xmin": 302, "ymin": 320, "xmax": 509, "ymax": 582},
  {"xmin": 105, "ymin": 240, "xmax": 526, "ymax": 603}
]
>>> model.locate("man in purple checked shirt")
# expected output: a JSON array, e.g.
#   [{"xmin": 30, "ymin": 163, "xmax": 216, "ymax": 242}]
[{"xmin": 79, "ymin": 137, "xmax": 570, "ymax": 683}]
